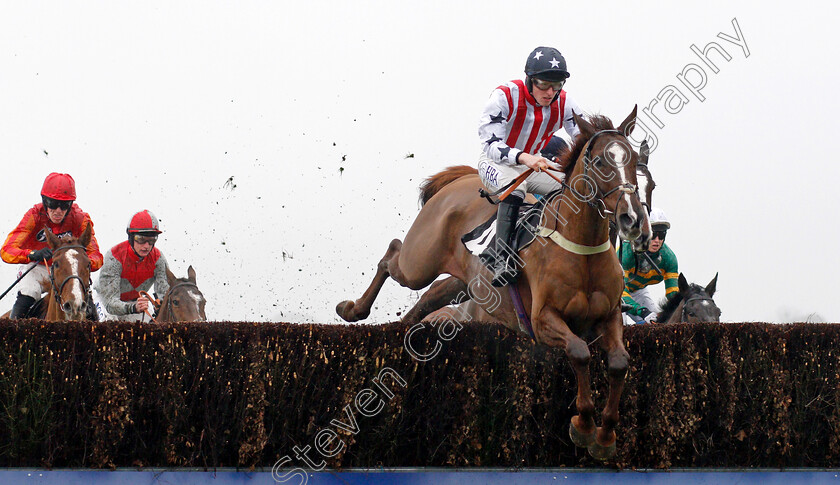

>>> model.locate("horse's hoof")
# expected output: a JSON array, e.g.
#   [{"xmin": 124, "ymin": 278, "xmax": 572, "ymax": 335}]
[
  {"xmin": 587, "ymin": 439, "xmax": 617, "ymax": 461},
  {"xmin": 336, "ymin": 300, "xmax": 368, "ymax": 322},
  {"xmin": 335, "ymin": 300, "xmax": 356, "ymax": 321},
  {"xmin": 569, "ymin": 421, "xmax": 595, "ymax": 448}
]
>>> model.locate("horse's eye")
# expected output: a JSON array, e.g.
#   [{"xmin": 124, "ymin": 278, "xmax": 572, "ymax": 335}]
[{"xmin": 172, "ymin": 299, "xmax": 180, "ymax": 306}]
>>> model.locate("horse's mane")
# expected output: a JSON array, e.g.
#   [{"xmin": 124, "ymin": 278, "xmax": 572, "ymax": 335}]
[
  {"xmin": 418, "ymin": 165, "xmax": 478, "ymax": 206},
  {"xmin": 559, "ymin": 114, "xmax": 616, "ymax": 177},
  {"xmin": 657, "ymin": 283, "xmax": 705, "ymax": 322}
]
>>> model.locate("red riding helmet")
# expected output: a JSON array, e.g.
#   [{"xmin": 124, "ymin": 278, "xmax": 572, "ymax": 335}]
[
  {"xmin": 41, "ymin": 173, "xmax": 77, "ymax": 201},
  {"xmin": 126, "ymin": 210, "xmax": 163, "ymax": 236}
]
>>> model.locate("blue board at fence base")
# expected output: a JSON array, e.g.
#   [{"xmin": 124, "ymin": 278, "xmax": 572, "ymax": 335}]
[{"xmin": 2, "ymin": 469, "xmax": 839, "ymax": 485}]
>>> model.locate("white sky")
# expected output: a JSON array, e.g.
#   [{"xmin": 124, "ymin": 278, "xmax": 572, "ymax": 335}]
[{"xmin": 1, "ymin": 1, "xmax": 837, "ymax": 324}]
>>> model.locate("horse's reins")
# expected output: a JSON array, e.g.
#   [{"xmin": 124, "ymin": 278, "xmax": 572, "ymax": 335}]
[
  {"xmin": 155, "ymin": 282, "xmax": 200, "ymax": 322},
  {"xmin": 48, "ymin": 244, "xmax": 92, "ymax": 309},
  {"xmin": 138, "ymin": 290, "xmax": 161, "ymax": 322}
]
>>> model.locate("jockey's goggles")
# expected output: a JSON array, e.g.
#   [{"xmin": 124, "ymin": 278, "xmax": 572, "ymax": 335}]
[
  {"xmin": 532, "ymin": 78, "xmax": 566, "ymax": 91},
  {"xmin": 133, "ymin": 235, "xmax": 158, "ymax": 246},
  {"xmin": 44, "ymin": 197, "xmax": 73, "ymax": 211},
  {"xmin": 652, "ymin": 231, "xmax": 667, "ymax": 241}
]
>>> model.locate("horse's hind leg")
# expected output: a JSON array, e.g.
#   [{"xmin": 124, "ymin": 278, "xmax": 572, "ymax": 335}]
[
  {"xmin": 588, "ymin": 311, "xmax": 630, "ymax": 460},
  {"xmin": 336, "ymin": 239, "xmax": 405, "ymax": 322},
  {"xmin": 402, "ymin": 276, "xmax": 468, "ymax": 325}
]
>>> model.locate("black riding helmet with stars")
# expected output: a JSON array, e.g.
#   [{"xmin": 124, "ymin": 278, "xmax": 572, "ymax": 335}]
[{"xmin": 524, "ymin": 46, "xmax": 570, "ymax": 101}]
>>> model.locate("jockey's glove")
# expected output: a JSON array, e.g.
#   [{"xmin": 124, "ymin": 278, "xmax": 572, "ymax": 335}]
[
  {"xmin": 29, "ymin": 248, "xmax": 53, "ymax": 262},
  {"xmin": 638, "ymin": 307, "xmax": 658, "ymax": 324}
]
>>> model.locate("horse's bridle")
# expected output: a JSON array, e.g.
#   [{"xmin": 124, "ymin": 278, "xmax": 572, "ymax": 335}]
[
  {"xmin": 160, "ymin": 281, "xmax": 201, "ymax": 318},
  {"xmin": 636, "ymin": 161, "xmax": 653, "ymax": 215},
  {"xmin": 48, "ymin": 244, "xmax": 92, "ymax": 308},
  {"xmin": 680, "ymin": 295, "xmax": 716, "ymax": 322},
  {"xmin": 562, "ymin": 129, "xmax": 640, "ymax": 219}
]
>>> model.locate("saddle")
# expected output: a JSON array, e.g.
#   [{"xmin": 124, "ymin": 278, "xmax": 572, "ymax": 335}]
[{"xmin": 461, "ymin": 191, "xmax": 561, "ymax": 270}]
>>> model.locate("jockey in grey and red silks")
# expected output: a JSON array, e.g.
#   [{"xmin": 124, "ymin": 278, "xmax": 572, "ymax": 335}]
[{"xmin": 93, "ymin": 210, "xmax": 170, "ymax": 322}]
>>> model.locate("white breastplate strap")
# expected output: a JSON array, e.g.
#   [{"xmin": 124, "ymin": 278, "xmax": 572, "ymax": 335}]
[{"xmin": 537, "ymin": 226, "xmax": 611, "ymax": 255}]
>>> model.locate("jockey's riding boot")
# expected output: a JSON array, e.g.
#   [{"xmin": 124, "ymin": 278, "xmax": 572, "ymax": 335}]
[
  {"xmin": 491, "ymin": 195, "xmax": 523, "ymax": 287},
  {"xmin": 9, "ymin": 293, "xmax": 36, "ymax": 320}
]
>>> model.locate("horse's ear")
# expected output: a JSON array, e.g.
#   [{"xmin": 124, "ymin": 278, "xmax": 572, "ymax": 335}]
[
  {"xmin": 573, "ymin": 111, "xmax": 595, "ymax": 139},
  {"xmin": 705, "ymin": 272, "xmax": 718, "ymax": 298},
  {"xmin": 678, "ymin": 273, "xmax": 689, "ymax": 294},
  {"xmin": 45, "ymin": 227, "xmax": 60, "ymax": 249},
  {"xmin": 639, "ymin": 140, "xmax": 650, "ymax": 166},
  {"xmin": 166, "ymin": 265, "xmax": 178, "ymax": 287},
  {"xmin": 617, "ymin": 105, "xmax": 638, "ymax": 137},
  {"xmin": 79, "ymin": 224, "xmax": 92, "ymax": 248},
  {"xmin": 187, "ymin": 265, "xmax": 196, "ymax": 283}
]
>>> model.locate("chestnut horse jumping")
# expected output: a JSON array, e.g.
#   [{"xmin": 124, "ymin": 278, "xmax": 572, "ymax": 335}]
[
  {"xmin": 337, "ymin": 108, "xmax": 651, "ymax": 459},
  {"xmin": 425, "ymin": 138, "xmax": 656, "ymax": 326}
]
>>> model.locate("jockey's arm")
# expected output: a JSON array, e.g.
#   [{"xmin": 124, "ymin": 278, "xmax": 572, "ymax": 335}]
[
  {"xmin": 621, "ymin": 289, "xmax": 648, "ymax": 317},
  {"xmin": 1, "ymin": 209, "xmax": 39, "ymax": 265},
  {"xmin": 662, "ymin": 247, "xmax": 680, "ymax": 300},
  {"xmin": 80, "ymin": 217, "xmax": 104, "ymax": 271},
  {"xmin": 93, "ymin": 252, "xmax": 136, "ymax": 316},
  {"xmin": 517, "ymin": 152, "xmax": 551, "ymax": 171},
  {"xmin": 154, "ymin": 254, "xmax": 171, "ymax": 297},
  {"xmin": 478, "ymin": 89, "xmax": 521, "ymax": 166},
  {"xmin": 562, "ymin": 95, "xmax": 583, "ymax": 140}
]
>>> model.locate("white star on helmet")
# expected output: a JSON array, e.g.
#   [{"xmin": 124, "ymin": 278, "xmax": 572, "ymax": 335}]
[
  {"xmin": 549, "ymin": 57, "xmax": 561, "ymax": 68},
  {"xmin": 533, "ymin": 51, "xmax": 543, "ymax": 60}
]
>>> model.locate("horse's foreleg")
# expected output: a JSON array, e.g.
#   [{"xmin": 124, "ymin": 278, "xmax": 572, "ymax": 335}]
[
  {"xmin": 336, "ymin": 239, "xmax": 403, "ymax": 322},
  {"xmin": 402, "ymin": 276, "xmax": 468, "ymax": 325},
  {"xmin": 589, "ymin": 310, "xmax": 630, "ymax": 460},
  {"xmin": 538, "ymin": 308, "xmax": 597, "ymax": 448}
]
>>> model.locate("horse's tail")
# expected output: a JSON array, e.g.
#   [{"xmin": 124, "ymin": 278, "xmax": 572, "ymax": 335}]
[{"xmin": 418, "ymin": 165, "xmax": 478, "ymax": 206}]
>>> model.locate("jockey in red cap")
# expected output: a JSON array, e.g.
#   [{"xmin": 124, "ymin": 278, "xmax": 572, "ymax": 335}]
[
  {"xmin": 1, "ymin": 173, "xmax": 103, "ymax": 318},
  {"xmin": 92, "ymin": 210, "xmax": 171, "ymax": 322}
]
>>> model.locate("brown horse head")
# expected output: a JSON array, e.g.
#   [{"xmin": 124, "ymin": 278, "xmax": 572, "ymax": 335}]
[
  {"xmin": 608, "ymin": 139, "xmax": 655, "ymax": 249},
  {"xmin": 564, "ymin": 106, "xmax": 650, "ymax": 249},
  {"xmin": 158, "ymin": 265, "xmax": 206, "ymax": 322},
  {"xmin": 44, "ymin": 225, "xmax": 92, "ymax": 321}
]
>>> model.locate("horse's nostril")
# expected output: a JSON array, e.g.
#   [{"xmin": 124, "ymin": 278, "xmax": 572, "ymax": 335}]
[{"xmin": 618, "ymin": 213, "xmax": 633, "ymax": 227}]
